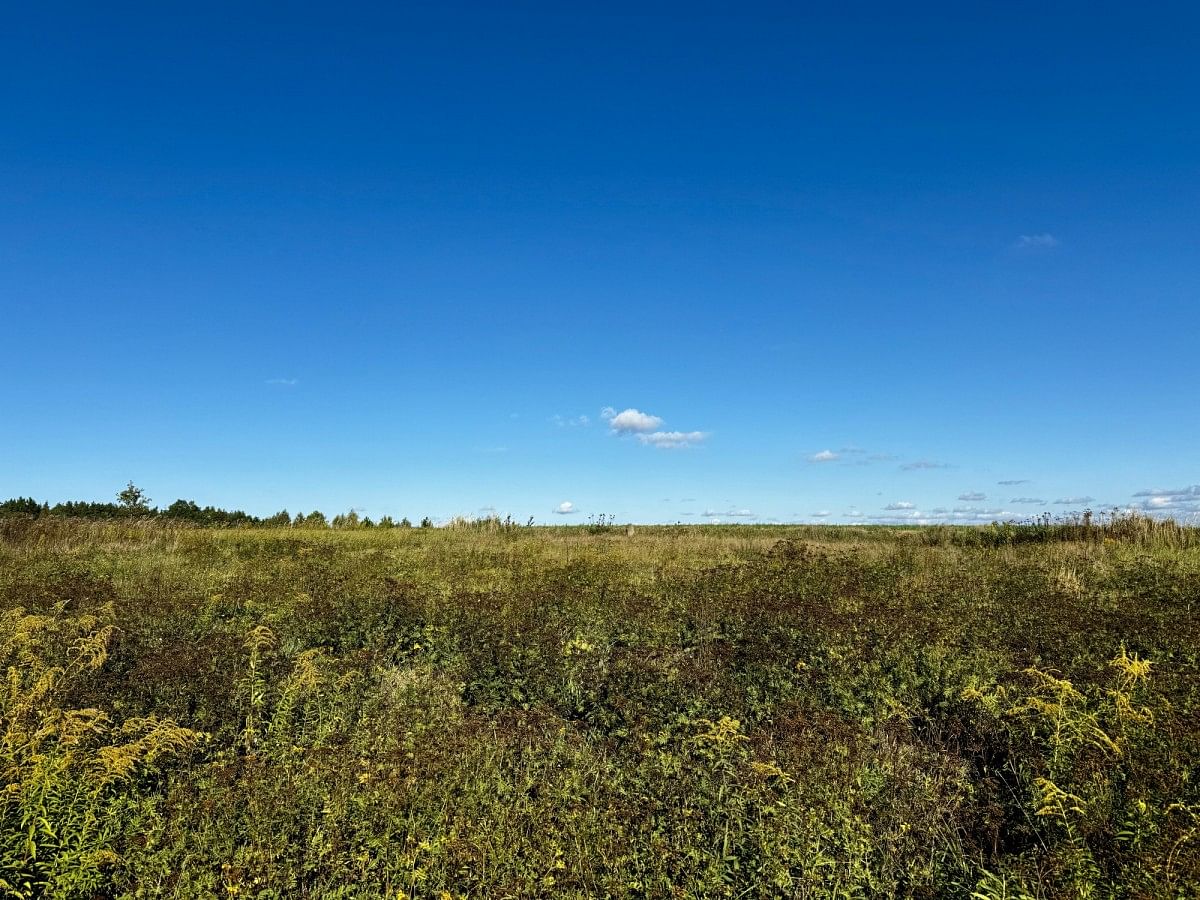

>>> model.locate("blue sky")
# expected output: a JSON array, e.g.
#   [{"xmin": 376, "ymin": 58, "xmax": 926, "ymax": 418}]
[{"xmin": 2, "ymin": 2, "xmax": 1198, "ymax": 524}]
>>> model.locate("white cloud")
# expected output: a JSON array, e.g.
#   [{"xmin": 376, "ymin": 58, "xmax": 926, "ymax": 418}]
[
  {"xmin": 1128, "ymin": 486, "xmax": 1200, "ymax": 518},
  {"xmin": 603, "ymin": 407, "xmax": 663, "ymax": 434},
  {"xmin": 1133, "ymin": 485, "xmax": 1200, "ymax": 499},
  {"xmin": 1015, "ymin": 233, "xmax": 1059, "ymax": 249},
  {"xmin": 702, "ymin": 507, "xmax": 756, "ymax": 518},
  {"xmin": 553, "ymin": 501, "xmax": 578, "ymax": 515},
  {"xmin": 638, "ymin": 430, "xmax": 708, "ymax": 449},
  {"xmin": 552, "ymin": 414, "xmax": 591, "ymax": 428},
  {"xmin": 958, "ymin": 491, "xmax": 986, "ymax": 502},
  {"xmin": 1054, "ymin": 496, "xmax": 1095, "ymax": 505},
  {"xmin": 809, "ymin": 449, "xmax": 839, "ymax": 462},
  {"xmin": 1011, "ymin": 497, "xmax": 1047, "ymax": 504},
  {"xmin": 883, "ymin": 501, "xmax": 915, "ymax": 510},
  {"xmin": 901, "ymin": 459, "xmax": 951, "ymax": 471},
  {"xmin": 866, "ymin": 511, "xmax": 925, "ymax": 522},
  {"xmin": 811, "ymin": 510, "xmax": 831, "ymax": 518},
  {"xmin": 865, "ymin": 505, "xmax": 1018, "ymax": 525},
  {"xmin": 998, "ymin": 479, "xmax": 1030, "ymax": 486},
  {"xmin": 266, "ymin": 377, "xmax": 298, "ymax": 386}
]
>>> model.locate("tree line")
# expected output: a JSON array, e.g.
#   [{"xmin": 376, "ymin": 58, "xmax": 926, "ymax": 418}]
[{"xmin": 0, "ymin": 483, "xmax": 432, "ymax": 528}]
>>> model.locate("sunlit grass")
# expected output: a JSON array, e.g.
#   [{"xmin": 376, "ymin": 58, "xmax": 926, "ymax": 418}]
[{"xmin": 1, "ymin": 518, "xmax": 1197, "ymax": 897}]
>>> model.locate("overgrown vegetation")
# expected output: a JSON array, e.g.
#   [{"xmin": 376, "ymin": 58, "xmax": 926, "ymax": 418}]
[{"xmin": 1, "ymin": 518, "xmax": 1198, "ymax": 897}]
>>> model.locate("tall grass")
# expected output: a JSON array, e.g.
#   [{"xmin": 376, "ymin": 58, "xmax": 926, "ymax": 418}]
[{"xmin": 1, "ymin": 518, "xmax": 1197, "ymax": 896}]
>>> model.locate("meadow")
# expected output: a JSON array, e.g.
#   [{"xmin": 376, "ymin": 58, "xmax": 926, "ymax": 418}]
[{"xmin": 1, "ymin": 516, "xmax": 1198, "ymax": 898}]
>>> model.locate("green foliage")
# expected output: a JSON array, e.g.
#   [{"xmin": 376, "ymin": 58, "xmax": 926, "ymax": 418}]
[
  {"xmin": 0, "ymin": 523, "xmax": 1197, "ymax": 896},
  {"xmin": 0, "ymin": 499, "xmax": 45, "ymax": 518},
  {"xmin": 0, "ymin": 605, "xmax": 198, "ymax": 897},
  {"xmin": 116, "ymin": 482, "xmax": 150, "ymax": 514}
]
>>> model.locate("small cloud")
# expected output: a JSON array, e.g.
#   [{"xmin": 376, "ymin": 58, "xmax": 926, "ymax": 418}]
[
  {"xmin": 265, "ymin": 377, "xmax": 298, "ymax": 386},
  {"xmin": 1011, "ymin": 497, "xmax": 1047, "ymax": 504},
  {"xmin": 603, "ymin": 407, "xmax": 663, "ymax": 434},
  {"xmin": 1014, "ymin": 233, "xmax": 1059, "ymax": 249},
  {"xmin": 1132, "ymin": 485, "xmax": 1200, "ymax": 499},
  {"xmin": 704, "ymin": 507, "xmax": 755, "ymax": 518},
  {"xmin": 1128, "ymin": 486, "xmax": 1200, "ymax": 518},
  {"xmin": 552, "ymin": 414, "xmax": 591, "ymax": 428},
  {"xmin": 811, "ymin": 510, "xmax": 832, "ymax": 518},
  {"xmin": 553, "ymin": 501, "xmax": 578, "ymax": 515},
  {"xmin": 901, "ymin": 460, "xmax": 951, "ymax": 471},
  {"xmin": 958, "ymin": 492, "xmax": 986, "ymax": 502},
  {"xmin": 809, "ymin": 449, "xmax": 839, "ymax": 462},
  {"xmin": 998, "ymin": 479, "xmax": 1031, "ymax": 486},
  {"xmin": 884, "ymin": 501, "xmax": 916, "ymax": 510},
  {"xmin": 638, "ymin": 430, "xmax": 708, "ymax": 449},
  {"xmin": 1053, "ymin": 496, "xmax": 1095, "ymax": 505},
  {"xmin": 865, "ymin": 510, "xmax": 925, "ymax": 522}
]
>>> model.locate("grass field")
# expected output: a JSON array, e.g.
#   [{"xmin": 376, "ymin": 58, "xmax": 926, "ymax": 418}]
[{"xmin": 2, "ymin": 517, "xmax": 1199, "ymax": 898}]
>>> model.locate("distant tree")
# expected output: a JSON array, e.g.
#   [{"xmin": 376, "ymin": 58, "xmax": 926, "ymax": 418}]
[
  {"xmin": 293, "ymin": 512, "xmax": 305, "ymax": 526},
  {"xmin": 377, "ymin": 515, "xmax": 395, "ymax": 528},
  {"xmin": 164, "ymin": 499, "xmax": 202, "ymax": 521},
  {"xmin": 263, "ymin": 510, "xmax": 291, "ymax": 527},
  {"xmin": 0, "ymin": 497, "xmax": 43, "ymax": 517},
  {"xmin": 117, "ymin": 482, "xmax": 151, "ymax": 514},
  {"xmin": 420, "ymin": 517, "xmax": 433, "ymax": 528},
  {"xmin": 399, "ymin": 517, "xmax": 412, "ymax": 528},
  {"xmin": 303, "ymin": 511, "xmax": 328, "ymax": 528},
  {"xmin": 361, "ymin": 516, "xmax": 375, "ymax": 528},
  {"xmin": 161, "ymin": 499, "xmax": 257, "ymax": 526},
  {"xmin": 50, "ymin": 500, "xmax": 122, "ymax": 519}
]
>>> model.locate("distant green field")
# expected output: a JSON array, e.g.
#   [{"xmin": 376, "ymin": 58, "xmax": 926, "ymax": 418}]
[{"xmin": 2, "ymin": 518, "xmax": 1198, "ymax": 898}]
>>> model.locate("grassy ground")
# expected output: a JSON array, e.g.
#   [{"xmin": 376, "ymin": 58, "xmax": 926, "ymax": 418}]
[{"xmin": 2, "ymin": 518, "xmax": 1199, "ymax": 898}]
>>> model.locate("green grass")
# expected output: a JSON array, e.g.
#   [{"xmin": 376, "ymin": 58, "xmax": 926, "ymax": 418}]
[{"xmin": 2, "ymin": 519, "xmax": 1199, "ymax": 897}]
